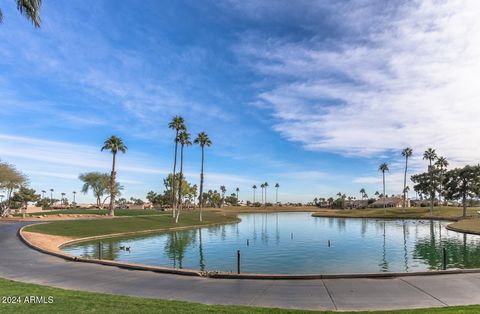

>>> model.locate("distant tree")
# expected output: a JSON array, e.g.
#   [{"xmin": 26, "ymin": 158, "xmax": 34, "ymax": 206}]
[
  {"xmin": 264, "ymin": 182, "xmax": 269, "ymax": 204},
  {"xmin": 11, "ymin": 187, "xmax": 40, "ymax": 218},
  {"xmin": 79, "ymin": 172, "xmax": 110, "ymax": 207},
  {"xmin": 401, "ymin": 147, "xmax": 413, "ymax": 209},
  {"xmin": 423, "ymin": 148, "xmax": 438, "ymax": 212},
  {"xmin": 252, "ymin": 185, "xmax": 257, "ymax": 203},
  {"xmin": 0, "ymin": 0, "xmax": 42, "ymax": 28},
  {"xmin": 379, "ymin": 163, "xmax": 389, "ymax": 213},
  {"xmin": 411, "ymin": 169, "xmax": 442, "ymax": 215},
  {"xmin": 225, "ymin": 193, "xmax": 238, "ymax": 206},
  {"xmin": 0, "ymin": 161, "xmax": 27, "ymax": 215},
  {"xmin": 176, "ymin": 130, "xmax": 191, "ymax": 223},
  {"xmin": 169, "ymin": 116, "xmax": 186, "ymax": 218},
  {"xmin": 443, "ymin": 165, "xmax": 480, "ymax": 217},
  {"xmin": 235, "ymin": 187, "xmax": 240, "ymax": 203},
  {"xmin": 193, "ymin": 132, "xmax": 211, "ymax": 221},
  {"xmin": 220, "ymin": 186, "xmax": 226, "ymax": 206},
  {"xmin": 435, "ymin": 156, "xmax": 449, "ymax": 203},
  {"xmin": 101, "ymin": 135, "xmax": 127, "ymax": 216},
  {"xmin": 275, "ymin": 183, "xmax": 280, "ymax": 204},
  {"xmin": 260, "ymin": 184, "xmax": 265, "ymax": 204}
]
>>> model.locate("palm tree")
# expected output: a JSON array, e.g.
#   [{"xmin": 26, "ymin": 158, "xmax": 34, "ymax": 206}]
[
  {"xmin": 401, "ymin": 147, "xmax": 413, "ymax": 209},
  {"xmin": 72, "ymin": 191, "xmax": 76, "ymax": 207},
  {"xmin": 41, "ymin": 190, "xmax": 46, "ymax": 199},
  {"xmin": 0, "ymin": 0, "xmax": 42, "ymax": 28},
  {"xmin": 176, "ymin": 131, "xmax": 191, "ymax": 223},
  {"xmin": 220, "ymin": 185, "xmax": 226, "ymax": 207},
  {"xmin": 423, "ymin": 148, "xmax": 438, "ymax": 213},
  {"xmin": 374, "ymin": 191, "xmax": 380, "ymax": 199},
  {"xmin": 435, "ymin": 156, "xmax": 449, "ymax": 203},
  {"xmin": 61, "ymin": 192, "xmax": 66, "ymax": 204},
  {"xmin": 252, "ymin": 185, "xmax": 257, "ymax": 203},
  {"xmin": 379, "ymin": 163, "xmax": 389, "ymax": 214},
  {"xmin": 49, "ymin": 188, "xmax": 54, "ymax": 204},
  {"xmin": 193, "ymin": 132, "xmax": 211, "ymax": 222},
  {"xmin": 264, "ymin": 182, "xmax": 269, "ymax": 204},
  {"xmin": 101, "ymin": 135, "xmax": 127, "ymax": 217},
  {"xmin": 260, "ymin": 184, "xmax": 265, "ymax": 204},
  {"xmin": 275, "ymin": 183, "xmax": 280, "ymax": 204},
  {"xmin": 403, "ymin": 186, "xmax": 410, "ymax": 205},
  {"xmin": 169, "ymin": 116, "xmax": 185, "ymax": 218},
  {"xmin": 235, "ymin": 187, "xmax": 239, "ymax": 202}
]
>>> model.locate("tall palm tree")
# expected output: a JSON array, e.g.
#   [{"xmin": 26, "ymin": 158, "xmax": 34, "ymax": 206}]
[
  {"xmin": 435, "ymin": 156, "xmax": 449, "ymax": 203},
  {"xmin": 41, "ymin": 190, "xmax": 46, "ymax": 199},
  {"xmin": 176, "ymin": 131, "xmax": 191, "ymax": 223},
  {"xmin": 101, "ymin": 135, "xmax": 127, "ymax": 217},
  {"xmin": 49, "ymin": 188, "xmax": 54, "ymax": 204},
  {"xmin": 194, "ymin": 132, "xmax": 211, "ymax": 222},
  {"xmin": 61, "ymin": 192, "xmax": 65, "ymax": 204},
  {"xmin": 220, "ymin": 185, "xmax": 226, "ymax": 207},
  {"xmin": 275, "ymin": 183, "xmax": 280, "ymax": 204},
  {"xmin": 72, "ymin": 191, "xmax": 76, "ymax": 206},
  {"xmin": 235, "ymin": 187, "xmax": 239, "ymax": 201},
  {"xmin": 260, "ymin": 184, "xmax": 265, "ymax": 204},
  {"xmin": 0, "ymin": 0, "xmax": 42, "ymax": 28},
  {"xmin": 423, "ymin": 148, "xmax": 438, "ymax": 213},
  {"xmin": 379, "ymin": 163, "xmax": 389, "ymax": 214},
  {"xmin": 252, "ymin": 185, "xmax": 257, "ymax": 203},
  {"xmin": 264, "ymin": 182, "xmax": 269, "ymax": 204},
  {"xmin": 169, "ymin": 116, "xmax": 185, "ymax": 218},
  {"xmin": 401, "ymin": 147, "xmax": 413, "ymax": 210}
]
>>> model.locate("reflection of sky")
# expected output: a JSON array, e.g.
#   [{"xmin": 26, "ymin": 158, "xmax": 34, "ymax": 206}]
[{"xmin": 62, "ymin": 213, "xmax": 480, "ymax": 274}]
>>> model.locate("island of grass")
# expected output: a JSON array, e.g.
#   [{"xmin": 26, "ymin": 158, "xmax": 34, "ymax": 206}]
[
  {"xmin": 23, "ymin": 211, "xmax": 239, "ymax": 238},
  {"xmin": 1, "ymin": 277, "xmax": 480, "ymax": 314}
]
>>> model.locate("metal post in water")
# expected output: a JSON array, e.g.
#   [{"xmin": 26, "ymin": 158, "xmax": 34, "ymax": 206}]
[
  {"xmin": 237, "ymin": 250, "xmax": 241, "ymax": 274},
  {"xmin": 442, "ymin": 248, "xmax": 447, "ymax": 270},
  {"xmin": 98, "ymin": 242, "xmax": 102, "ymax": 260},
  {"xmin": 247, "ymin": 239, "xmax": 249, "ymax": 246},
  {"xmin": 328, "ymin": 240, "xmax": 331, "ymax": 247}
]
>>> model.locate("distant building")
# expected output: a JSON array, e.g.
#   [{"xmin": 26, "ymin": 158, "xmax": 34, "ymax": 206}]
[{"xmin": 369, "ymin": 197, "xmax": 409, "ymax": 208}]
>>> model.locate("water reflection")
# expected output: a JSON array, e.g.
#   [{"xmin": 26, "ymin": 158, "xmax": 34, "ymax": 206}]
[{"xmin": 62, "ymin": 213, "xmax": 480, "ymax": 274}]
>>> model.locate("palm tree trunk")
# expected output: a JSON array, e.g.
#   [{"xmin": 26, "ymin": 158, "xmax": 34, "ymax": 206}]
[
  {"xmin": 462, "ymin": 192, "xmax": 467, "ymax": 217},
  {"xmin": 253, "ymin": 189, "xmax": 255, "ymax": 203},
  {"xmin": 403, "ymin": 157, "xmax": 408, "ymax": 210},
  {"xmin": 429, "ymin": 161, "xmax": 434, "ymax": 215},
  {"xmin": 276, "ymin": 188, "xmax": 278, "ymax": 204},
  {"xmin": 108, "ymin": 152, "xmax": 116, "ymax": 216},
  {"xmin": 172, "ymin": 132, "xmax": 179, "ymax": 218},
  {"xmin": 199, "ymin": 146, "xmax": 205, "ymax": 222},
  {"xmin": 176, "ymin": 144, "xmax": 184, "ymax": 223},
  {"xmin": 382, "ymin": 172, "xmax": 386, "ymax": 215}
]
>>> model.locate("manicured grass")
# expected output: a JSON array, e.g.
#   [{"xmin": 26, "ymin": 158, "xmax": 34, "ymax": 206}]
[
  {"xmin": 21, "ymin": 209, "xmax": 166, "ymax": 217},
  {"xmin": 1, "ymin": 277, "xmax": 480, "ymax": 314},
  {"xmin": 311, "ymin": 206, "xmax": 480, "ymax": 220},
  {"xmin": 449, "ymin": 218, "xmax": 480, "ymax": 234},
  {"xmin": 24, "ymin": 211, "xmax": 238, "ymax": 238}
]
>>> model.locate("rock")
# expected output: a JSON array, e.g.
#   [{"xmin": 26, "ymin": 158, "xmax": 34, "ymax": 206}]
[
  {"xmin": 6, "ymin": 215, "xmax": 13, "ymax": 218},
  {"xmin": 37, "ymin": 216, "xmax": 42, "ymax": 218}
]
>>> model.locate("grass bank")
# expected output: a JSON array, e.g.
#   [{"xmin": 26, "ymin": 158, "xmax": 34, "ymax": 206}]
[
  {"xmin": 448, "ymin": 218, "xmax": 480, "ymax": 235},
  {"xmin": 1, "ymin": 277, "xmax": 480, "ymax": 314},
  {"xmin": 18, "ymin": 209, "xmax": 166, "ymax": 217},
  {"xmin": 24, "ymin": 211, "xmax": 238, "ymax": 238},
  {"xmin": 311, "ymin": 206, "xmax": 480, "ymax": 220}
]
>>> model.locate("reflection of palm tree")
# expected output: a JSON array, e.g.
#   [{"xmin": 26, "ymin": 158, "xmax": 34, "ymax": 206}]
[
  {"xmin": 198, "ymin": 229, "xmax": 205, "ymax": 271},
  {"xmin": 403, "ymin": 221, "xmax": 408, "ymax": 271},
  {"xmin": 165, "ymin": 230, "xmax": 196, "ymax": 269},
  {"xmin": 379, "ymin": 221, "xmax": 389, "ymax": 271}
]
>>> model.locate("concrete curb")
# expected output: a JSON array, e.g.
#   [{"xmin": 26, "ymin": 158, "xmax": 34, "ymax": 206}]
[{"xmin": 18, "ymin": 220, "xmax": 480, "ymax": 281}]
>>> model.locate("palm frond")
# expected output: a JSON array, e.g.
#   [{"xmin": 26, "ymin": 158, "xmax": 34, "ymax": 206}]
[{"xmin": 16, "ymin": 0, "xmax": 42, "ymax": 28}]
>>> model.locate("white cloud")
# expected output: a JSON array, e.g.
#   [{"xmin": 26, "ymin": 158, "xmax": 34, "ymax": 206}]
[{"xmin": 238, "ymin": 0, "xmax": 480, "ymax": 166}]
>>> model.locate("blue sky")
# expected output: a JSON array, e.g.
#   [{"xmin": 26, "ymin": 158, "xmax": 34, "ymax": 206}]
[{"xmin": 1, "ymin": 0, "xmax": 480, "ymax": 203}]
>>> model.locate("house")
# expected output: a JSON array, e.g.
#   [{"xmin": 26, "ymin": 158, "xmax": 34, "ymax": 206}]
[{"xmin": 369, "ymin": 197, "xmax": 408, "ymax": 208}]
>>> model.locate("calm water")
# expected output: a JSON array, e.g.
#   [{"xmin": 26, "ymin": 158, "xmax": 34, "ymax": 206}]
[{"xmin": 62, "ymin": 212, "xmax": 480, "ymax": 274}]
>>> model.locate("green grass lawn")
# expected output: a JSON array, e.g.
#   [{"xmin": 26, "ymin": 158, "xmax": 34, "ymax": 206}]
[
  {"xmin": 0, "ymin": 277, "xmax": 479, "ymax": 314},
  {"xmin": 311, "ymin": 206, "xmax": 480, "ymax": 220},
  {"xmin": 448, "ymin": 218, "xmax": 480, "ymax": 234},
  {"xmin": 20, "ymin": 208, "xmax": 166, "ymax": 217},
  {"xmin": 24, "ymin": 211, "xmax": 238, "ymax": 238}
]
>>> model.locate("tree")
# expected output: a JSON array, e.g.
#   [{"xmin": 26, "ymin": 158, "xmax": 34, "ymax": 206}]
[
  {"xmin": 0, "ymin": 0, "xmax": 42, "ymax": 28},
  {"xmin": 101, "ymin": 135, "xmax": 127, "ymax": 216},
  {"xmin": 176, "ymin": 131, "xmax": 191, "ymax": 223},
  {"xmin": 235, "ymin": 187, "xmax": 240, "ymax": 202},
  {"xmin": 72, "ymin": 191, "xmax": 77, "ymax": 207},
  {"xmin": 79, "ymin": 172, "xmax": 110, "ymax": 207},
  {"xmin": 252, "ymin": 185, "xmax": 257, "ymax": 203},
  {"xmin": 264, "ymin": 182, "xmax": 269, "ymax": 204},
  {"xmin": 220, "ymin": 186, "xmax": 226, "ymax": 207},
  {"xmin": 435, "ymin": 156, "xmax": 449, "ymax": 203},
  {"xmin": 11, "ymin": 187, "xmax": 40, "ymax": 218},
  {"xmin": 260, "ymin": 184, "xmax": 265, "ymax": 204},
  {"xmin": 411, "ymin": 168, "xmax": 442, "ymax": 215},
  {"xmin": 169, "ymin": 116, "xmax": 186, "ymax": 218},
  {"xmin": 443, "ymin": 165, "xmax": 480, "ymax": 217},
  {"xmin": 194, "ymin": 132, "xmax": 211, "ymax": 221},
  {"xmin": 379, "ymin": 163, "xmax": 389, "ymax": 214},
  {"xmin": 401, "ymin": 148, "xmax": 413, "ymax": 209},
  {"xmin": 423, "ymin": 148, "xmax": 438, "ymax": 212},
  {"xmin": 0, "ymin": 160, "xmax": 27, "ymax": 215},
  {"xmin": 225, "ymin": 193, "xmax": 238, "ymax": 206},
  {"xmin": 275, "ymin": 183, "xmax": 280, "ymax": 204}
]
